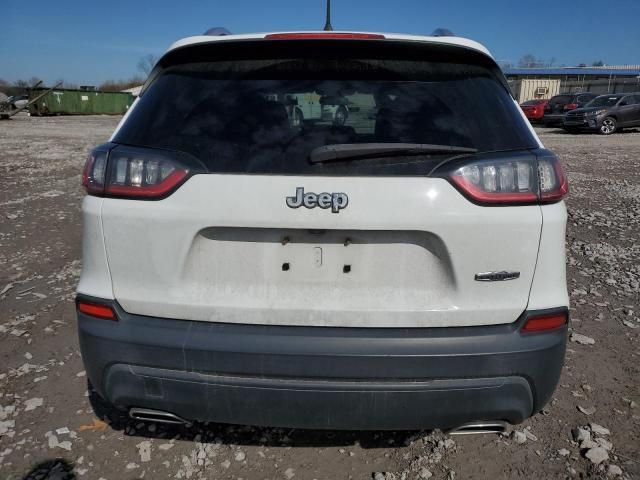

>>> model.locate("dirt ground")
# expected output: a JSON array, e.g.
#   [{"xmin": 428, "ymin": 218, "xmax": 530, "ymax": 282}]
[{"xmin": 0, "ymin": 114, "xmax": 638, "ymax": 480}]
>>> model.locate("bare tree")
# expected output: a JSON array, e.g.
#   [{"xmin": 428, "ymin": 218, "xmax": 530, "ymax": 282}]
[
  {"xmin": 99, "ymin": 76, "xmax": 144, "ymax": 92},
  {"xmin": 518, "ymin": 54, "xmax": 539, "ymax": 68},
  {"xmin": 517, "ymin": 55, "xmax": 560, "ymax": 69},
  {"xmin": 13, "ymin": 79, "xmax": 30, "ymax": 89},
  {"xmin": 55, "ymin": 79, "xmax": 79, "ymax": 90},
  {"xmin": 137, "ymin": 54, "xmax": 158, "ymax": 77},
  {"xmin": 497, "ymin": 60, "xmax": 514, "ymax": 70}
]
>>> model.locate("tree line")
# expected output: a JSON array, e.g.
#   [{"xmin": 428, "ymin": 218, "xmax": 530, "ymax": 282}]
[
  {"xmin": 498, "ymin": 54, "xmax": 606, "ymax": 70},
  {"xmin": 0, "ymin": 54, "xmax": 158, "ymax": 96}
]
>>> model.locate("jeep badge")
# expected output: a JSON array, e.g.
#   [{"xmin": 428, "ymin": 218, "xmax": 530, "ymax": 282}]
[{"xmin": 286, "ymin": 187, "xmax": 348, "ymax": 213}]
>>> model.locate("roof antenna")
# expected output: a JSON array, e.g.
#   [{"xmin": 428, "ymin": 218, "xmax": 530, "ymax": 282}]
[{"xmin": 323, "ymin": 0, "xmax": 333, "ymax": 31}]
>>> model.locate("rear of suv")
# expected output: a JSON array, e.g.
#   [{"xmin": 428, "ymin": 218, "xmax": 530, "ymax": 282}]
[{"xmin": 77, "ymin": 32, "xmax": 569, "ymax": 431}]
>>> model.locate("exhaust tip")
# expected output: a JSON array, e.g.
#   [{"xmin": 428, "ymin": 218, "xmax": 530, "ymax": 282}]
[
  {"xmin": 447, "ymin": 421, "xmax": 508, "ymax": 436},
  {"xmin": 129, "ymin": 408, "xmax": 189, "ymax": 425}
]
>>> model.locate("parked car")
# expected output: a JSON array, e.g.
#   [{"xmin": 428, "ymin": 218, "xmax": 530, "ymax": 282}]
[
  {"xmin": 7, "ymin": 95, "xmax": 28, "ymax": 110},
  {"xmin": 543, "ymin": 92, "xmax": 598, "ymax": 126},
  {"xmin": 77, "ymin": 30, "xmax": 569, "ymax": 432},
  {"xmin": 520, "ymin": 99, "xmax": 548, "ymax": 122},
  {"xmin": 281, "ymin": 93, "xmax": 349, "ymax": 127},
  {"xmin": 563, "ymin": 93, "xmax": 640, "ymax": 134}
]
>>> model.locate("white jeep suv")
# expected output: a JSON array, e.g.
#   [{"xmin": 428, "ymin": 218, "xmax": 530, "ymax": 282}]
[{"xmin": 77, "ymin": 31, "xmax": 569, "ymax": 431}]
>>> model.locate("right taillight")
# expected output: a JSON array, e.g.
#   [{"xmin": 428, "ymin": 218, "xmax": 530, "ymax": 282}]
[
  {"xmin": 445, "ymin": 154, "xmax": 568, "ymax": 205},
  {"xmin": 82, "ymin": 146, "xmax": 197, "ymax": 199},
  {"xmin": 521, "ymin": 310, "xmax": 568, "ymax": 333}
]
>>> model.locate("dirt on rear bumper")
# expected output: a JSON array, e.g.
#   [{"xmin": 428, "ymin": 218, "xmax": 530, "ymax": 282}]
[{"xmin": 77, "ymin": 297, "xmax": 567, "ymax": 430}]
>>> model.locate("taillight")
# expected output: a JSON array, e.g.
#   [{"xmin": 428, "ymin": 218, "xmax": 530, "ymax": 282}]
[
  {"xmin": 82, "ymin": 151, "xmax": 107, "ymax": 195},
  {"xmin": 82, "ymin": 146, "xmax": 196, "ymax": 199},
  {"xmin": 77, "ymin": 300, "xmax": 117, "ymax": 321},
  {"xmin": 444, "ymin": 154, "xmax": 568, "ymax": 205},
  {"xmin": 450, "ymin": 160, "xmax": 538, "ymax": 204},
  {"xmin": 563, "ymin": 103, "xmax": 577, "ymax": 111},
  {"xmin": 105, "ymin": 151, "xmax": 189, "ymax": 198},
  {"xmin": 538, "ymin": 158, "xmax": 569, "ymax": 202},
  {"xmin": 521, "ymin": 311, "xmax": 567, "ymax": 333},
  {"xmin": 265, "ymin": 33, "xmax": 386, "ymax": 40}
]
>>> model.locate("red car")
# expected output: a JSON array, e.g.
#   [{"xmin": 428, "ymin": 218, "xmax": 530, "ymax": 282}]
[{"xmin": 520, "ymin": 99, "xmax": 549, "ymax": 122}]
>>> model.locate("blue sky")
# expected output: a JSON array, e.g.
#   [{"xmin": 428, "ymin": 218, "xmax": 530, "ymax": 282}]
[{"xmin": 2, "ymin": 0, "xmax": 639, "ymax": 86}]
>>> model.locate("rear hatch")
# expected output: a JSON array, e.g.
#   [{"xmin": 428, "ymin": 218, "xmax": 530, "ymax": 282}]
[{"xmin": 100, "ymin": 36, "xmax": 545, "ymax": 328}]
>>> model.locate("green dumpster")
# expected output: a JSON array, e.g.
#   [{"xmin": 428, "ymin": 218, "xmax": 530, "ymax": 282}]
[{"xmin": 28, "ymin": 88, "xmax": 134, "ymax": 116}]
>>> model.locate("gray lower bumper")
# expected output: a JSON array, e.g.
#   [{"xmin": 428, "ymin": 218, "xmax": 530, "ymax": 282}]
[
  {"xmin": 77, "ymin": 297, "xmax": 567, "ymax": 430},
  {"xmin": 543, "ymin": 114, "xmax": 566, "ymax": 125}
]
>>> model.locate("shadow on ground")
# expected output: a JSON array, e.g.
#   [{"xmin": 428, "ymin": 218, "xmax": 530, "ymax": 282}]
[
  {"xmin": 88, "ymin": 386, "xmax": 423, "ymax": 449},
  {"xmin": 21, "ymin": 459, "xmax": 75, "ymax": 480}
]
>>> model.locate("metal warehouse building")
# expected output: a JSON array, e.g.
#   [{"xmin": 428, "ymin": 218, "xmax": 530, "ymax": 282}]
[{"xmin": 504, "ymin": 65, "xmax": 640, "ymax": 103}]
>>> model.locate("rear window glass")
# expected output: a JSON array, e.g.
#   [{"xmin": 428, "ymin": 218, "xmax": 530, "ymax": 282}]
[
  {"xmin": 577, "ymin": 94, "xmax": 595, "ymax": 102},
  {"xmin": 549, "ymin": 95, "xmax": 571, "ymax": 105},
  {"xmin": 522, "ymin": 100, "xmax": 544, "ymax": 105},
  {"xmin": 115, "ymin": 57, "xmax": 536, "ymax": 175}
]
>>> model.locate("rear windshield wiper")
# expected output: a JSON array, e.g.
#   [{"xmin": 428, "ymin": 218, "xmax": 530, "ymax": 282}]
[{"xmin": 309, "ymin": 143, "xmax": 478, "ymax": 164}]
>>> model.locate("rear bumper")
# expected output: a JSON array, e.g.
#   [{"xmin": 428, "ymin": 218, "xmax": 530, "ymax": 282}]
[
  {"xmin": 77, "ymin": 296, "xmax": 567, "ymax": 430},
  {"xmin": 523, "ymin": 111, "xmax": 543, "ymax": 121},
  {"xmin": 543, "ymin": 114, "xmax": 566, "ymax": 125}
]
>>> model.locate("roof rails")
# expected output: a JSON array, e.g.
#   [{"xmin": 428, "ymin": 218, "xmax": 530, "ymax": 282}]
[
  {"xmin": 431, "ymin": 28, "xmax": 455, "ymax": 37},
  {"xmin": 203, "ymin": 27, "xmax": 232, "ymax": 36}
]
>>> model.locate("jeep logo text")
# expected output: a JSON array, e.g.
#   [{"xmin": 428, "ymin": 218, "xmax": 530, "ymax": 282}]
[{"xmin": 286, "ymin": 187, "xmax": 348, "ymax": 213}]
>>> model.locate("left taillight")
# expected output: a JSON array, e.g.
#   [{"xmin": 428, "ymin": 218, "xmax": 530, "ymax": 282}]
[
  {"xmin": 82, "ymin": 151, "xmax": 108, "ymax": 195},
  {"xmin": 563, "ymin": 103, "xmax": 578, "ymax": 111},
  {"xmin": 82, "ymin": 146, "xmax": 198, "ymax": 200},
  {"xmin": 77, "ymin": 300, "xmax": 117, "ymax": 321},
  {"xmin": 444, "ymin": 154, "xmax": 568, "ymax": 205}
]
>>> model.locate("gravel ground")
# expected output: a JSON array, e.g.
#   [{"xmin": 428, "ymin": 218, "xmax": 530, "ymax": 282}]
[{"xmin": 0, "ymin": 114, "xmax": 638, "ymax": 480}]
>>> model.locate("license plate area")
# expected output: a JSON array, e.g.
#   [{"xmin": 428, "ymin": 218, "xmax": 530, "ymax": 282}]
[{"xmin": 189, "ymin": 227, "xmax": 454, "ymax": 290}]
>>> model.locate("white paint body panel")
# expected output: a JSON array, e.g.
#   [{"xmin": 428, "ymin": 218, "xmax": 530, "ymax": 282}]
[
  {"xmin": 77, "ymin": 31, "xmax": 569, "ymax": 327},
  {"xmin": 96, "ymin": 175, "xmax": 545, "ymax": 327},
  {"xmin": 528, "ymin": 202, "xmax": 569, "ymax": 310},
  {"xmin": 77, "ymin": 196, "xmax": 114, "ymax": 300}
]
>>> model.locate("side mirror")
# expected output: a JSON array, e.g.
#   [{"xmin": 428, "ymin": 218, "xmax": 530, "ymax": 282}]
[{"xmin": 619, "ymin": 101, "xmax": 628, "ymax": 106}]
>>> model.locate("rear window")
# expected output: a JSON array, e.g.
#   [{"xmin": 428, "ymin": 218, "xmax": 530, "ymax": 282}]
[
  {"xmin": 577, "ymin": 94, "xmax": 596, "ymax": 102},
  {"xmin": 115, "ymin": 53, "xmax": 536, "ymax": 175},
  {"xmin": 548, "ymin": 95, "xmax": 572, "ymax": 105},
  {"xmin": 521, "ymin": 100, "xmax": 545, "ymax": 106}
]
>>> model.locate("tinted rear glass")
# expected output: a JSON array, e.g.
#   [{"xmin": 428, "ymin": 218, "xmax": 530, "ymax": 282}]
[
  {"xmin": 115, "ymin": 56, "xmax": 536, "ymax": 175},
  {"xmin": 548, "ymin": 95, "xmax": 572, "ymax": 105}
]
